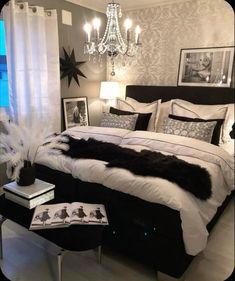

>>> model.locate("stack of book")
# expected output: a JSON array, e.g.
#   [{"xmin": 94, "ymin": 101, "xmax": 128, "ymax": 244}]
[{"xmin": 3, "ymin": 179, "xmax": 55, "ymax": 209}]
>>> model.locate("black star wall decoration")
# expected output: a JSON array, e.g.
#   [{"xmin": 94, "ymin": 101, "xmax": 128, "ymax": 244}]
[{"xmin": 60, "ymin": 48, "xmax": 87, "ymax": 87}]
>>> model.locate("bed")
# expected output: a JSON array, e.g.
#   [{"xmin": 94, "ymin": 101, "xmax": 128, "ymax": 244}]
[{"xmin": 35, "ymin": 85, "xmax": 234, "ymax": 280}]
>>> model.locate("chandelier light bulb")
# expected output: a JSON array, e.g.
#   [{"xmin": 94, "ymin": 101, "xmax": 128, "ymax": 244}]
[
  {"xmin": 83, "ymin": 23, "xmax": 91, "ymax": 33},
  {"xmin": 92, "ymin": 18, "xmax": 101, "ymax": 30},
  {"xmin": 124, "ymin": 19, "xmax": 132, "ymax": 31}
]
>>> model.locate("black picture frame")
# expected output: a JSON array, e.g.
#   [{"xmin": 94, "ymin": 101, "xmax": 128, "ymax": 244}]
[
  {"xmin": 177, "ymin": 46, "xmax": 234, "ymax": 87},
  {"xmin": 63, "ymin": 96, "xmax": 89, "ymax": 130}
]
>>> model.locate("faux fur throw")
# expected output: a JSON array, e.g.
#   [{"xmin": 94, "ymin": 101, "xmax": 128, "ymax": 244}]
[{"xmin": 59, "ymin": 136, "xmax": 212, "ymax": 200}]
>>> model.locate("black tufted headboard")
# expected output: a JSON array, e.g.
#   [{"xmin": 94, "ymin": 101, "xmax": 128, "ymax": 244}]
[{"xmin": 125, "ymin": 85, "xmax": 234, "ymax": 105}]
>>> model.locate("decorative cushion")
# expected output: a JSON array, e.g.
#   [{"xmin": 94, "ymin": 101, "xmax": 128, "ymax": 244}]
[
  {"xmin": 109, "ymin": 107, "xmax": 152, "ymax": 131},
  {"xmin": 100, "ymin": 112, "xmax": 138, "ymax": 131},
  {"xmin": 168, "ymin": 114, "xmax": 224, "ymax": 146},
  {"xmin": 163, "ymin": 117, "xmax": 217, "ymax": 143},
  {"xmin": 170, "ymin": 99, "xmax": 234, "ymax": 144},
  {"xmin": 117, "ymin": 97, "xmax": 161, "ymax": 131}
]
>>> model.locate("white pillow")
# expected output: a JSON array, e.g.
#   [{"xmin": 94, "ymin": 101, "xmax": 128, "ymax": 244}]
[
  {"xmin": 220, "ymin": 140, "xmax": 234, "ymax": 157},
  {"xmin": 117, "ymin": 97, "xmax": 161, "ymax": 131},
  {"xmin": 155, "ymin": 101, "xmax": 172, "ymax": 132},
  {"xmin": 170, "ymin": 99, "xmax": 234, "ymax": 144}
]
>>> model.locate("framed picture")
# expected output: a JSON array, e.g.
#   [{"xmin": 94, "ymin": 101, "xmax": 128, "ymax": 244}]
[
  {"xmin": 63, "ymin": 97, "xmax": 89, "ymax": 130},
  {"xmin": 177, "ymin": 46, "xmax": 234, "ymax": 87}
]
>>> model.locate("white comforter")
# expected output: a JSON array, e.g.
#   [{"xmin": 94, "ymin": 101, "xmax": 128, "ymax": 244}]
[{"xmin": 36, "ymin": 126, "xmax": 234, "ymax": 256}]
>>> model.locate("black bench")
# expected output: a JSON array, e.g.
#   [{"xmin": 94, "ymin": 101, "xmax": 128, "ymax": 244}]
[{"xmin": 0, "ymin": 195, "xmax": 105, "ymax": 281}]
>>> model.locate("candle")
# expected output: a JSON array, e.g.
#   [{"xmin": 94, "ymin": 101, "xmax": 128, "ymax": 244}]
[
  {"xmin": 83, "ymin": 23, "xmax": 92, "ymax": 43},
  {"xmin": 135, "ymin": 25, "xmax": 141, "ymax": 44},
  {"xmin": 92, "ymin": 18, "xmax": 101, "ymax": 40},
  {"xmin": 124, "ymin": 19, "xmax": 132, "ymax": 41}
]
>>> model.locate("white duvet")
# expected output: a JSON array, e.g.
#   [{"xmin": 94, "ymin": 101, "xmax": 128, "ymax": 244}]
[{"xmin": 36, "ymin": 126, "xmax": 234, "ymax": 256}]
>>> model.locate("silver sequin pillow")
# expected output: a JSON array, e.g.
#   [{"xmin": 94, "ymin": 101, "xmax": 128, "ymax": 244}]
[
  {"xmin": 163, "ymin": 117, "xmax": 217, "ymax": 143},
  {"xmin": 100, "ymin": 112, "xmax": 138, "ymax": 130}
]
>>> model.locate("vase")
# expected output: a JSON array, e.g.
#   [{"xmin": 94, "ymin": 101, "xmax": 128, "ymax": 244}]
[{"xmin": 17, "ymin": 161, "xmax": 36, "ymax": 186}]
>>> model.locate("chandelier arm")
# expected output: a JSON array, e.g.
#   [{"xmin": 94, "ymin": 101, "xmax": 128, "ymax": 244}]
[
  {"xmin": 124, "ymin": 44, "xmax": 139, "ymax": 57},
  {"xmin": 99, "ymin": 12, "xmax": 111, "ymax": 48},
  {"xmin": 114, "ymin": 9, "xmax": 127, "ymax": 54}
]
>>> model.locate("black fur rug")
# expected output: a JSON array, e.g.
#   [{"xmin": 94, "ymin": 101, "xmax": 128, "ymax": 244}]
[{"xmin": 58, "ymin": 136, "xmax": 212, "ymax": 200}]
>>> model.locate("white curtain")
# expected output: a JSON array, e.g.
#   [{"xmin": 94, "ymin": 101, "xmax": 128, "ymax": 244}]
[{"xmin": 3, "ymin": 0, "xmax": 61, "ymax": 132}]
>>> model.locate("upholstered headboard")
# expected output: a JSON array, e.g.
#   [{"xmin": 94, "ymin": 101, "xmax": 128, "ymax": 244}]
[{"xmin": 126, "ymin": 86, "xmax": 234, "ymax": 105}]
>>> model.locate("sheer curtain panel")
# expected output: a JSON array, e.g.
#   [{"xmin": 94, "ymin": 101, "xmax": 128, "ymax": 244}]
[{"xmin": 3, "ymin": 0, "xmax": 61, "ymax": 132}]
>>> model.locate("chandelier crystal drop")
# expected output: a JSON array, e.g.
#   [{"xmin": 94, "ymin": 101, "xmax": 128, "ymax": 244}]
[{"xmin": 83, "ymin": 1, "xmax": 141, "ymax": 76}]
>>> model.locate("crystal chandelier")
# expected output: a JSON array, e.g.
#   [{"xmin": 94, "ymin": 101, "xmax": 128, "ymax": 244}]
[{"xmin": 83, "ymin": 0, "xmax": 141, "ymax": 76}]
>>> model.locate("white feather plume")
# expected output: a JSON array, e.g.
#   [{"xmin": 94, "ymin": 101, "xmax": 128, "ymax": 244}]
[{"xmin": 0, "ymin": 118, "xmax": 56, "ymax": 180}]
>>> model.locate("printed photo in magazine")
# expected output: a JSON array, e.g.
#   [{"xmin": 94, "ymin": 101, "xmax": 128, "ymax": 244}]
[{"xmin": 30, "ymin": 202, "xmax": 108, "ymax": 230}]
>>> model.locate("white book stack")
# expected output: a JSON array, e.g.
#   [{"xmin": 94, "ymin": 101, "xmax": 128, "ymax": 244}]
[{"xmin": 3, "ymin": 179, "xmax": 55, "ymax": 209}]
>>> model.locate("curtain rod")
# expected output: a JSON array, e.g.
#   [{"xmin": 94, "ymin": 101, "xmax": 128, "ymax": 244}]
[{"xmin": 5, "ymin": 1, "xmax": 52, "ymax": 16}]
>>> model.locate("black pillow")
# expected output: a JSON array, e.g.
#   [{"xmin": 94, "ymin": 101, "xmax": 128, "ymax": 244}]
[
  {"xmin": 109, "ymin": 107, "xmax": 152, "ymax": 131},
  {"xmin": 229, "ymin": 123, "xmax": 235, "ymax": 139},
  {"xmin": 168, "ymin": 114, "xmax": 224, "ymax": 146}
]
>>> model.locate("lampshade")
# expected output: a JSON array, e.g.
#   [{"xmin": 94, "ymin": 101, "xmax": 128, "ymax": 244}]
[{"xmin": 100, "ymin": 81, "xmax": 119, "ymax": 99}]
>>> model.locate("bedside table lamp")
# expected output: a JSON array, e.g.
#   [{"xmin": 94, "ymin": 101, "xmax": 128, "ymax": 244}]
[{"xmin": 100, "ymin": 81, "xmax": 119, "ymax": 107}]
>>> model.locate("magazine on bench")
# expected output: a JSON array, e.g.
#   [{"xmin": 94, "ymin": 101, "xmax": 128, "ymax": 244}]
[{"xmin": 29, "ymin": 202, "xmax": 108, "ymax": 230}]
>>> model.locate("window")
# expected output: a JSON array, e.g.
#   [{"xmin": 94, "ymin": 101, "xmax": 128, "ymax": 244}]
[{"xmin": 0, "ymin": 19, "xmax": 9, "ymax": 107}]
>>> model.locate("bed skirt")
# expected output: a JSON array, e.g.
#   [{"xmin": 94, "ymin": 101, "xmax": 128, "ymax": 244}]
[{"xmin": 35, "ymin": 163, "xmax": 233, "ymax": 278}]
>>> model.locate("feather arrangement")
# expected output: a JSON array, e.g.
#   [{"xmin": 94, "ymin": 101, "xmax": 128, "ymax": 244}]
[{"xmin": 0, "ymin": 114, "xmax": 66, "ymax": 181}]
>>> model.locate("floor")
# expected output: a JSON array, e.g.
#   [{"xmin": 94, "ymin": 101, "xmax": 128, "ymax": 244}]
[{"xmin": 0, "ymin": 199, "xmax": 234, "ymax": 281}]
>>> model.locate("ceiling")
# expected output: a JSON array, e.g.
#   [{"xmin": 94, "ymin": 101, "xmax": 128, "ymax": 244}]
[{"xmin": 65, "ymin": 0, "xmax": 190, "ymax": 13}]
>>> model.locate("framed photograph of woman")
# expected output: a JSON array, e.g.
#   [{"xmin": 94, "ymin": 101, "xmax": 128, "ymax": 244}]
[
  {"xmin": 177, "ymin": 46, "xmax": 234, "ymax": 87},
  {"xmin": 63, "ymin": 97, "xmax": 89, "ymax": 130}
]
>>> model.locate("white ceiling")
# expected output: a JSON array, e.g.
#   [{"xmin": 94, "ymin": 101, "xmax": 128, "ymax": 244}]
[{"xmin": 65, "ymin": 0, "xmax": 190, "ymax": 13}]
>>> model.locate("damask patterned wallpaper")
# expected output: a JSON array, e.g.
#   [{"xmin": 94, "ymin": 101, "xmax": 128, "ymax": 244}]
[{"xmin": 107, "ymin": 0, "xmax": 234, "ymax": 88}]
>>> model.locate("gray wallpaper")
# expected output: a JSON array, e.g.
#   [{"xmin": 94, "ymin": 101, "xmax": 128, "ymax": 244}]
[
  {"xmin": 107, "ymin": 0, "xmax": 234, "ymax": 87},
  {"xmin": 2, "ymin": 0, "xmax": 234, "ymax": 125}
]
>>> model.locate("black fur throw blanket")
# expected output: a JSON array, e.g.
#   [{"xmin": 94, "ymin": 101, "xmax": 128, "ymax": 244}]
[{"xmin": 58, "ymin": 136, "xmax": 212, "ymax": 200}]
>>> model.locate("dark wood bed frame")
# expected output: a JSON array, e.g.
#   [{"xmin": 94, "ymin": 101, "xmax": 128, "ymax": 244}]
[{"xmin": 36, "ymin": 85, "xmax": 234, "ymax": 280}]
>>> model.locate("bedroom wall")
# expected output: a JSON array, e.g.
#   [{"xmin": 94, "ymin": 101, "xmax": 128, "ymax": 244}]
[
  {"xmin": 22, "ymin": 0, "xmax": 107, "ymax": 126},
  {"xmin": 1, "ymin": 0, "xmax": 234, "ymax": 125},
  {"xmin": 108, "ymin": 0, "xmax": 234, "ymax": 90}
]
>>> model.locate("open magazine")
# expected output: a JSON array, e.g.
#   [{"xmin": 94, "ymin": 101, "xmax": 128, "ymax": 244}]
[{"xmin": 30, "ymin": 202, "xmax": 108, "ymax": 230}]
